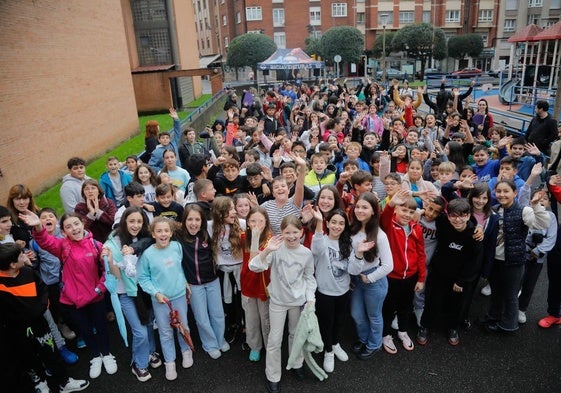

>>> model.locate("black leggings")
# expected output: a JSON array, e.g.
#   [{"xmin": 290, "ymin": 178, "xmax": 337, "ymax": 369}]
[{"xmin": 315, "ymin": 290, "xmax": 350, "ymax": 352}]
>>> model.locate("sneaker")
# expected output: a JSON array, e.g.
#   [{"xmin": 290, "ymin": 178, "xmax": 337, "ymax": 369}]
[
  {"xmin": 76, "ymin": 338, "xmax": 86, "ymax": 349},
  {"xmin": 382, "ymin": 335, "xmax": 397, "ymax": 354},
  {"xmin": 182, "ymin": 350, "xmax": 193, "ymax": 368},
  {"xmin": 416, "ymin": 327, "xmax": 428, "ymax": 346},
  {"xmin": 518, "ymin": 310, "xmax": 527, "ymax": 324},
  {"xmin": 481, "ymin": 284, "xmax": 491, "ymax": 296},
  {"xmin": 131, "ymin": 363, "xmax": 152, "ymax": 382},
  {"xmin": 221, "ymin": 341, "xmax": 231, "ymax": 352},
  {"xmin": 414, "ymin": 308, "xmax": 423, "ymax": 327},
  {"xmin": 59, "ymin": 378, "xmax": 89, "ymax": 393},
  {"xmin": 164, "ymin": 361, "xmax": 177, "ymax": 381},
  {"xmin": 538, "ymin": 315, "xmax": 561, "ymax": 328},
  {"xmin": 448, "ymin": 329, "xmax": 460, "ymax": 346},
  {"xmin": 34, "ymin": 380, "xmax": 50, "ymax": 393},
  {"xmin": 102, "ymin": 353, "xmax": 118, "ymax": 375},
  {"xmin": 323, "ymin": 351, "xmax": 334, "ymax": 373},
  {"xmin": 59, "ymin": 346, "xmax": 78, "ymax": 365},
  {"xmin": 225, "ymin": 324, "xmax": 239, "ymax": 344},
  {"xmin": 249, "ymin": 349, "xmax": 260, "ymax": 362},
  {"xmin": 58, "ymin": 324, "xmax": 76, "ymax": 341},
  {"xmin": 89, "ymin": 356, "xmax": 102, "ymax": 379},
  {"xmin": 208, "ymin": 349, "xmax": 221, "ymax": 359},
  {"xmin": 352, "ymin": 341, "xmax": 365, "ymax": 354},
  {"xmin": 149, "ymin": 352, "xmax": 162, "ymax": 369},
  {"xmin": 357, "ymin": 346, "xmax": 379, "ymax": 360},
  {"xmin": 332, "ymin": 343, "xmax": 349, "ymax": 362},
  {"xmin": 397, "ymin": 331, "xmax": 414, "ymax": 351},
  {"xmin": 391, "ymin": 315, "xmax": 399, "ymax": 330}
]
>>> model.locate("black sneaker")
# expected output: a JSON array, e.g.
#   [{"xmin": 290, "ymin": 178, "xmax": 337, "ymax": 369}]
[
  {"xmin": 448, "ymin": 329, "xmax": 460, "ymax": 346},
  {"xmin": 225, "ymin": 324, "xmax": 239, "ymax": 344},
  {"xmin": 149, "ymin": 352, "xmax": 162, "ymax": 369},
  {"xmin": 292, "ymin": 366, "xmax": 306, "ymax": 381},
  {"xmin": 357, "ymin": 346, "xmax": 379, "ymax": 360},
  {"xmin": 131, "ymin": 363, "xmax": 152, "ymax": 382},
  {"xmin": 416, "ymin": 327, "xmax": 429, "ymax": 346},
  {"xmin": 352, "ymin": 341, "xmax": 365, "ymax": 354},
  {"xmin": 266, "ymin": 379, "xmax": 280, "ymax": 393}
]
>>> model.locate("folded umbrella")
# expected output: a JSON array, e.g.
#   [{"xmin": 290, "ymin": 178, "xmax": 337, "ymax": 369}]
[{"xmin": 165, "ymin": 298, "xmax": 195, "ymax": 352}]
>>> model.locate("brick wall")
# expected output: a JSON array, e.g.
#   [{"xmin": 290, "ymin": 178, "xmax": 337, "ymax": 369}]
[{"xmin": 0, "ymin": 0, "xmax": 139, "ymax": 203}]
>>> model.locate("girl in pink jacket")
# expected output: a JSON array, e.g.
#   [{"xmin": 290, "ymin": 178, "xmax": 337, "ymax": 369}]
[{"xmin": 20, "ymin": 210, "xmax": 118, "ymax": 380}]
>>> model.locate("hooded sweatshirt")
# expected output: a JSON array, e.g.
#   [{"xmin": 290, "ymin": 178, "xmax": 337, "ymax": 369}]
[{"xmin": 60, "ymin": 174, "xmax": 91, "ymax": 213}]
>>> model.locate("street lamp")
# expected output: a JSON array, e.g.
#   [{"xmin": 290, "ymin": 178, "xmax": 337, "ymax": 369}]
[{"xmin": 380, "ymin": 13, "xmax": 389, "ymax": 83}]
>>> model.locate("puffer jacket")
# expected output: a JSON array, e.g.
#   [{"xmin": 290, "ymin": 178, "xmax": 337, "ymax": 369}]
[{"xmin": 33, "ymin": 227, "xmax": 105, "ymax": 308}]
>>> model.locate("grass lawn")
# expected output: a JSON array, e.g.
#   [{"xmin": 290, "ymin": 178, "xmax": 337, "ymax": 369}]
[{"xmin": 35, "ymin": 109, "xmax": 194, "ymax": 215}]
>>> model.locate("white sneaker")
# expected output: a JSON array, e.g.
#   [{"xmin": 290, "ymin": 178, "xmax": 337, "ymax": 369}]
[
  {"xmin": 414, "ymin": 308, "xmax": 423, "ymax": 327},
  {"xmin": 102, "ymin": 353, "xmax": 118, "ymax": 374},
  {"xmin": 208, "ymin": 349, "xmax": 221, "ymax": 359},
  {"xmin": 391, "ymin": 315, "xmax": 399, "ymax": 330},
  {"xmin": 323, "ymin": 351, "xmax": 334, "ymax": 373},
  {"xmin": 164, "ymin": 361, "xmax": 177, "ymax": 381},
  {"xmin": 332, "ymin": 343, "xmax": 349, "ymax": 362},
  {"xmin": 59, "ymin": 377, "xmax": 89, "ymax": 392},
  {"xmin": 35, "ymin": 380, "xmax": 50, "ymax": 393},
  {"xmin": 397, "ymin": 331, "xmax": 415, "ymax": 351},
  {"xmin": 182, "ymin": 350, "xmax": 193, "ymax": 368},
  {"xmin": 481, "ymin": 284, "xmax": 491, "ymax": 296},
  {"xmin": 89, "ymin": 356, "xmax": 103, "ymax": 379},
  {"xmin": 221, "ymin": 341, "xmax": 230, "ymax": 352},
  {"xmin": 518, "ymin": 310, "xmax": 527, "ymax": 324}
]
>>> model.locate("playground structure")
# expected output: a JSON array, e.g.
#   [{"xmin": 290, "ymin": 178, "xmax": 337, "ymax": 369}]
[{"xmin": 499, "ymin": 21, "xmax": 561, "ymax": 109}]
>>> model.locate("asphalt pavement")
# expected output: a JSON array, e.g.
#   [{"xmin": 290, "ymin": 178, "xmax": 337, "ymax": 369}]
[{"xmin": 61, "ymin": 272, "xmax": 561, "ymax": 393}]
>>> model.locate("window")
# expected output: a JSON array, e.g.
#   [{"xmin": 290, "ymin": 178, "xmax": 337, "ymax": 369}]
[
  {"xmin": 357, "ymin": 12, "xmax": 365, "ymax": 24},
  {"xmin": 504, "ymin": 19, "xmax": 516, "ymax": 32},
  {"xmin": 310, "ymin": 7, "xmax": 321, "ymax": 25},
  {"xmin": 248, "ymin": 30, "xmax": 262, "ymax": 34},
  {"xmin": 224, "ymin": 36, "xmax": 229, "ymax": 47},
  {"xmin": 246, "ymin": 6, "xmax": 262, "ymax": 21},
  {"xmin": 528, "ymin": 0, "xmax": 543, "ymax": 6},
  {"xmin": 274, "ymin": 32, "xmax": 286, "ymax": 49},
  {"xmin": 506, "ymin": 0, "xmax": 517, "ymax": 9},
  {"xmin": 423, "ymin": 11, "xmax": 431, "ymax": 23},
  {"xmin": 272, "ymin": 0, "xmax": 284, "ymax": 2},
  {"xmin": 332, "ymin": 3, "xmax": 347, "ymax": 17},
  {"xmin": 399, "ymin": 11, "xmax": 414, "ymax": 24},
  {"xmin": 478, "ymin": 10, "xmax": 493, "ymax": 23},
  {"xmin": 445, "ymin": 10, "xmax": 460, "ymax": 23},
  {"xmin": 207, "ymin": 38, "xmax": 210, "ymax": 48},
  {"xmin": 480, "ymin": 33, "xmax": 488, "ymax": 47},
  {"xmin": 544, "ymin": 19, "xmax": 557, "ymax": 28},
  {"xmin": 312, "ymin": 30, "xmax": 322, "ymax": 39},
  {"xmin": 378, "ymin": 12, "xmax": 393, "ymax": 27},
  {"xmin": 201, "ymin": 39, "xmax": 205, "ymax": 49},
  {"xmin": 222, "ymin": 15, "xmax": 226, "ymax": 26},
  {"xmin": 273, "ymin": 9, "xmax": 285, "ymax": 26},
  {"xmin": 236, "ymin": 12, "xmax": 241, "ymax": 24},
  {"xmin": 528, "ymin": 14, "xmax": 539, "ymax": 25},
  {"xmin": 552, "ymin": 0, "xmax": 561, "ymax": 9}
]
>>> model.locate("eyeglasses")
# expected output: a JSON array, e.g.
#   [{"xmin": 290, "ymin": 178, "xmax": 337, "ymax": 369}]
[{"xmin": 448, "ymin": 213, "xmax": 469, "ymax": 220}]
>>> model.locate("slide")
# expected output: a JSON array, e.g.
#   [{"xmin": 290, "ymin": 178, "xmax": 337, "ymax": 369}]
[{"xmin": 499, "ymin": 78, "xmax": 520, "ymax": 104}]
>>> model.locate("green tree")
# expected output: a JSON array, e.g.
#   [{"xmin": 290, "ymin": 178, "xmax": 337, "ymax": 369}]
[
  {"xmin": 226, "ymin": 33, "xmax": 277, "ymax": 76},
  {"xmin": 448, "ymin": 34, "xmax": 484, "ymax": 60},
  {"xmin": 392, "ymin": 23, "xmax": 447, "ymax": 79},
  {"xmin": 304, "ymin": 37, "xmax": 324, "ymax": 60},
  {"xmin": 372, "ymin": 32, "xmax": 396, "ymax": 58},
  {"xmin": 321, "ymin": 26, "xmax": 364, "ymax": 64}
]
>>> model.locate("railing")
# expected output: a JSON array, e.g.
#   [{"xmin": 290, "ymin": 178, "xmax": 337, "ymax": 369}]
[{"xmin": 180, "ymin": 88, "xmax": 228, "ymax": 126}]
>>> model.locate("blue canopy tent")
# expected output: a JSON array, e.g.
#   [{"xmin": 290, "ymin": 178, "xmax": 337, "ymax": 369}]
[{"xmin": 256, "ymin": 48, "xmax": 324, "ymax": 84}]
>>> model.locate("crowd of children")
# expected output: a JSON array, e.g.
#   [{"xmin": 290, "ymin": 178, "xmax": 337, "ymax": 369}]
[{"xmin": 2, "ymin": 78, "xmax": 561, "ymax": 393}]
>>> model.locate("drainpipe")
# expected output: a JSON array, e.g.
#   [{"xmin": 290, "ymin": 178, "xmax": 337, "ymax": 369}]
[{"xmin": 167, "ymin": 0, "xmax": 182, "ymax": 108}]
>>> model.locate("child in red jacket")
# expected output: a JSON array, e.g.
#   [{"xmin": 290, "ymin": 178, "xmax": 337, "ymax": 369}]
[{"xmin": 379, "ymin": 189, "xmax": 426, "ymax": 354}]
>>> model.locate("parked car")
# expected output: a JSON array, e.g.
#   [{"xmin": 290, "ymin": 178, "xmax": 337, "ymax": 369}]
[
  {"xmin": 376, "ymin": 68, "xmax": 405, "ymax": 79},
  {"xmin": 488, "ymin": 68, "xmax": 504, "ymax": 77},
  {"xmin": 451, "ymin": 67, "xmax": 482, "ymax": 77},
  {"xmin": 415, "ymin": 68, "xmax": 442, "ymax": 79}
]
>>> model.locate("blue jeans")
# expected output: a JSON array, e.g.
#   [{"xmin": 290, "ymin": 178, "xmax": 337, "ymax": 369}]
[
  {"xmin": 152, "ymin": 295, "xmax": 190, "ymax": 362},
  {"xmin": 120, "ymin": 294, "xmax": 156, "ymax": 368},
  {"xmin": 189, "ymin": 278, "xmax": 226, "ymax": 352},
  {"xmin": 351, "ymin": 276, "xmax": 388, "ymax": 351}
]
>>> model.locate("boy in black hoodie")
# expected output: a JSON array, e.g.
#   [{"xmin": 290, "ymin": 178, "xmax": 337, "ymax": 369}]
[
  {"xmin": 0, "ymin": 243, "xmax": 89, "ymax": 392},
  {"xmin": 417, "ymin": 198, "xmax": 483, "ymax": 347}
]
